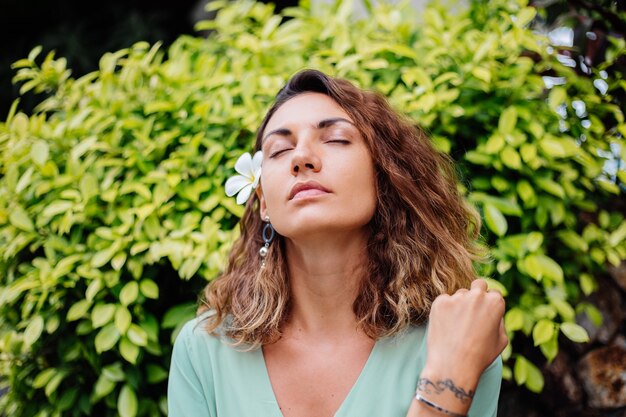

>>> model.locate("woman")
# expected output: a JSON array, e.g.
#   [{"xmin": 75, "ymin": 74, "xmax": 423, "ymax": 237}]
[{"xmin": 168, "ymin": 69, "xmax": 507, "ymax": 417}]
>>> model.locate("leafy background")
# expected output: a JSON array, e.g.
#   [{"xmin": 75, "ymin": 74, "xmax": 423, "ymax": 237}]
[{"xmin": 0, "ymin": 0, "xmax": 625, "ymax": 416}]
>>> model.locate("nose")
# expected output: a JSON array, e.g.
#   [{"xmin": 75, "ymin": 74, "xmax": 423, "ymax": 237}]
[{"xmin": 291, "ymin": 143, "xmax": 321, "ymax": 176}]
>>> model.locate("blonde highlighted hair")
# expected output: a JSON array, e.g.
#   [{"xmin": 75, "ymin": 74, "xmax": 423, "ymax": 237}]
[{"xmin": 199, "ymin": 70, "xmax": 483, "ymax": 348}]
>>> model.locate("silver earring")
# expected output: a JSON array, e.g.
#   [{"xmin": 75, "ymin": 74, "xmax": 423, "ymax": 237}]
[{"xmin": 260, "ymin": 216, "xmax": 275, "ymax": 268}]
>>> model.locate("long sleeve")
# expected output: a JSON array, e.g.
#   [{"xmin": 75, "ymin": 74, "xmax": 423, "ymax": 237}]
[
  {"xmin": 167, "ymin": 321, "xmax": 214, "ymax": 417},
  {"xmin": 468, "ymin": 356, "xmax": 503, "ymax": 417}
]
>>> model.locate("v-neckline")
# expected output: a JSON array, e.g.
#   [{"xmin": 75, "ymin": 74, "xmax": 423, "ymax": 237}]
[{"xmin": 257, "ymin": 340, "xmax": 380, "ymax": 417}]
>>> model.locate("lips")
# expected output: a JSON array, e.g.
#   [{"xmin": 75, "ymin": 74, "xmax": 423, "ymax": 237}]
[{"xmin": 288, "ymin": 181, "xmax": 331, "ymax": 200}]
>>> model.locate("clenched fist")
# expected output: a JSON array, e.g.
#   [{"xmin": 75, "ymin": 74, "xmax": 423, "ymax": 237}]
[{"xmin": 423, "ymin": 279, "xmax": 508, "ymax": 387}]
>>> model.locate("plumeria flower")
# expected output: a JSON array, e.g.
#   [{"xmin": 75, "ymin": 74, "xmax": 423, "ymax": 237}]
[{"xmin": 225, "ymin": 151, "xmax": 263, "ymax": 205}]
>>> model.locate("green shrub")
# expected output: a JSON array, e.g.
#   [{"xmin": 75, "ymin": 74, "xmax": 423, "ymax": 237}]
[{"xmin": 1, "ymin": 0, "xmax": 624, "ymax": 415}]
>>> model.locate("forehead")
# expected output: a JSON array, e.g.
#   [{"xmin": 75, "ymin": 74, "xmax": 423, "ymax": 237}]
[{"xmin": 263, "ymin": 92, "xmax": 353, "ymax": 133}]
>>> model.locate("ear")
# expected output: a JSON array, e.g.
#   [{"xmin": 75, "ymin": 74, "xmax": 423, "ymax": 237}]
[{"xmin": 256, "ymin": 186, "xmax": 268, "ymax": 220}]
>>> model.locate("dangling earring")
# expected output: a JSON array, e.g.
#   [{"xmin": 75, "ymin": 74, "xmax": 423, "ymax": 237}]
[{"xmin": 259, "ymin": 216, "xmax": 275, "ymax": 268}]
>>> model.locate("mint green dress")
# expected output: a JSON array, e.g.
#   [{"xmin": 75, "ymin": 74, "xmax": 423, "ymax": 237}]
[{"xmin": 168, "ymin": 316, "xmax": 502, "ymax": 417}]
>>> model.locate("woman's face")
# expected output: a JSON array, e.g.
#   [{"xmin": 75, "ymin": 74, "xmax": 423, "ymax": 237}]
[{"xmin": 257, "ymin": 92, "xmax": 377, "ymax": 240}]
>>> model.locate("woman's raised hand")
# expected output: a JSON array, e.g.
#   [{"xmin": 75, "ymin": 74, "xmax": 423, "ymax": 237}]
[
  {"xmin": 423, "ymin": 279, "xmax": 508, "ymax": 383},
  {"xmin": 407, "ymin": 279, "xmax": 507, "ymax": 417}
]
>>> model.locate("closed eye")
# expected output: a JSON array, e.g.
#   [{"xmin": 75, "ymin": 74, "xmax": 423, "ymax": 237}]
[
  {"xmin": 326, "ymin": 139, "xmax": 350, "ymax": 144},
  {"xmin": 269, "ymin": 148, "xmax": 292, "ymax": 158}
]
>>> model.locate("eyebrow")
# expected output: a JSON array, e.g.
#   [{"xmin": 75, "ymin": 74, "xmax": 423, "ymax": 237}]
[{"xmin": 262, "ymin": 117, "xmax": 355, "ymax": 142}]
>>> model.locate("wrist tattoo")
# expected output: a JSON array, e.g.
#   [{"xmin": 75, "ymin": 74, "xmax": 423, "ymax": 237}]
[{"xmin": 416, "ymin": 378, "xmax": 475, "ymax": 404}]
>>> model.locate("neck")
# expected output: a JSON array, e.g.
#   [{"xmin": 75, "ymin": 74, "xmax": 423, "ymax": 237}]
[{"xmin": 283, "ymin": 229, "xmax": 369, "ymax": 339}]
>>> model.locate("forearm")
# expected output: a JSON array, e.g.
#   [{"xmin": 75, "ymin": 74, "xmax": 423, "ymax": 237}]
[{"xmin": 405, "ymin": 368, "xmax": 479, "ymax": 417}]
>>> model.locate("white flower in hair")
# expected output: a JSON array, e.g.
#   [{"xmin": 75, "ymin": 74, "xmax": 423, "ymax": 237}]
[{"xmin": 225, "ymin": 151, "xmax": 263, "ymax": 205}]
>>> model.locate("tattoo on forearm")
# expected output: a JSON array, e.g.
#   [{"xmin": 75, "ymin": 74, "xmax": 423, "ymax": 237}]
[{"xmin": 416, "ymin": 378, "xmax": 475, "ymax": 404}]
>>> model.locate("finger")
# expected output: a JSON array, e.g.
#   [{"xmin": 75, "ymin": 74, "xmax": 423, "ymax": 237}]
[
  {"xmin": 499, "ymin": 319, "xmax": 509, "ymax": 351},
  {"xmin": 455, "ymin": 288, "xmax": 469, "ymax": 295},
  {"xmin": 486, "ymin": 290, "xmax": 506, "ymax": 312},
  {"xmin": 487, "ymin": 287, "xmax": 504, "ymax": 297},
  {"xmin": 470, "ymin": 278, "xmax": 488, "ymax": 292}
]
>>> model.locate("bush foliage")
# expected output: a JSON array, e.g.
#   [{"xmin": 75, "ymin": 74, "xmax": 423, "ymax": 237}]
[{"xmin": 1, "ymin": 0, "xmax": 625, "ymax": 415}]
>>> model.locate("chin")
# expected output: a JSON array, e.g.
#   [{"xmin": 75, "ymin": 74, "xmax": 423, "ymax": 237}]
[{"xmin": 276, "ymin": 216, "xmax": 372, "ymax": 239}]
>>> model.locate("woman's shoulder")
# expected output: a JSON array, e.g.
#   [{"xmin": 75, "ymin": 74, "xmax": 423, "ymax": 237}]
[
  {"xmin": 174, "ymin": 311, "xmax": 253, "ymax": 362},
  {"xmin": 176, "ymin": 310, "xmax": 227, "ymax": 342}
]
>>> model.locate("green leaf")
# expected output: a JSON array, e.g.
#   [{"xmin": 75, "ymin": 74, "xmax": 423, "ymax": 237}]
[
  {"xmin": 9, "ymin": 205, "xmax": 34, "ymax": 232},
  {"xmin": 608, "ymin": 221, "xmax": 626, "ymax": 247},
  {"xmin": 30, "ymin": 141, "xmax": 50, "ymax": 166},
  {"xmin": 532, "ymin": 319, "xmax": 555, "ymax": 346},
  {"xmin": 514, "ymin": 355, "xmax": 544, "ymax": 392},
  {"xmin": 535, "ymin": 178, "xmax": 565, "ymax": 198},
  {"xmin": 93, "ymin": 374, "xmax": 116, "ymax": 400},
  {"xmin": 557, "ymin": 230, "xmax": 589, "ymax": 252},
  {"xmin": 115, "ymin": 306, "xmax": 132, "ymax": 334},
  {"xmin": 548, "ymin": 87, "xmax": 567, "ymax": 110},
  {"xmin": 485, "ymin": 134, "xmax": 505, "ymax": 154},
  {"xmin": 484, "ymin": 203, "xmax": 508, "ymax": 236},
  {"xmin": 139, "ymin": 279, "xmax": 159, "ymax": 299},
  {"xmin": 120, "ymin": 281, "xmax": 139, "ymax": 306},
  {"xmin": 102, "ymin": 362, "xmax": 125, "ymax": 382},
  {"xmin": 95, "ymin": 324, "xmax": 120, "ymax": 353},
  {"xmin": 146, "ymin": 364, "xmax": 169, "ymax": 384},
  {"xmin": 23, "ymin": 315, "xmax": 44, "ymax": 348},
  {"xmin": 524, "ymin": 254, "xmax": 563, "ymax": 282},
  {"xmin": 516, "ymin": 7, "xmax": 537, "ymax": 26},
  {"xmin": 552, "ymin": 299, "xmax": 575, "ymax": 321},
  {"xmin": 580, "ymin": 273, "xmax": 597, "ymax": 296},
  {"xmin": 560, "ymin": 322, "xmax": 590, "ymax": 343},
  {"xmin": 45, "ymin": 371, "xmax": 66, "ymax": 398},
  {"xmin": 581, "ymin": 303, "xmax": 603, "ymax": 327},
  {"xmin": 85, "ymin": 279, "xmax": 103, "ymax": 302},
  {"xmin": 92, "ymin": 303, "xmax": 116, "ymax": 328},
  {"xmin": 539, "ymin": 335, "xmax": 558, "ymax": 362},
  {"xmin": 118, "ymin": 384, "xmax": 138, "ymax": 417},
  {"xmin": 67, "ymin": 299, "xmax": 91, "ymax": 321},
  {"xmin": 162, "ymin": 303, "xmax": 196, "ymax": 329},
  {"xmin": 516, "ymin": 180, "xmax": 536, "ymax": 206},
  {"xmin": 500, "ymin": 146, "xmax": 522, "ymax": 170},
  {"xmin": 119, "ymin": 337, "xmax": 140, "ymax": 364},
  {"xmin": 514, "ymin": 356, "xmax": 527, "ymax": 385},
  {"xmin": 525, "ymin": 232, "xmax": 544, "ymax": 252},
  {"xmin": 57, "ymin": 387, "xmax": 78, "ymax": 411},
  {"xmin": 111, "ymin": 252, "xmax": 127, "ymax": 271},
  {"xmin": 505, "ymin": 308, "xmax": 524, "ymax": 332},
  {"xmin": 127, "ymin": 323, "xmax": 148, "ymax": 346},
  {"xmin": 539, "ymin": 138, "xmax": 566, "ymax": 158},
  {"xmin": 32, "ymin": 368, "xmax": 57, "ymax": 389},
  {"xmin": 525, "ymin": 359, "xmax": 544, "ymax": 393},
  {"xmin": 91, "ymin": 246, "xmax": 117, "ymax": 268},
  {"xmin": 498, "ymin": 107, "xmax": 518, "ymax": 135}
]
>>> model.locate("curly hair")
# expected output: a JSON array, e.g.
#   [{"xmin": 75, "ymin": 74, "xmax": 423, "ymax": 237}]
[{"xmin": 199, "ymin": 69, "xmax": 484, "ymax": 349}]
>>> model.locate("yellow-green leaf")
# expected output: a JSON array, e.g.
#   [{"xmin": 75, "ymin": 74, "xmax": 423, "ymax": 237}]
[
  {"xmin": 532, "ymin": 319, "xmax": 555, "ymax": 346},
  {"xmin": 498, "ymin": 107, "xmax": 518, "ymax": 135},
  {"xmin": 484, "ymin": 203, "xmax": 508, "ymax": 236},
  {"xmin": 23, "ymin": 316, "xmax": 44, "ymax": 348},
  {"xmin": 139, "ymin": 279, "xmax": 159, "ymax": 299},
  {"xmin": 120, "ymin": 281, "xmax": 139, "ymax": 306},
  {"xmin": 92, "ymin": 303, "xmax": 116, "ymax": 328},
  {"xmin": 9, "ymin": 205, "xmax": 34, "ymax": 232},
  {"xmin": 118, "ymin": 384, "xmax": 138, "ymax": 417},
  {"xmin": 95, "ymin": 324, "xmax": 120, "ymax": 353},
  {"xmin": 31, "ymin": 141, "xmax": 49, "ymax": 166},
  {"xmin": 560, "ymin": 322, "xmax": 590, "ymax": 343},
  {"xmin": 127, "ymin": 324, "xmax": 148, "ymax": 347}
]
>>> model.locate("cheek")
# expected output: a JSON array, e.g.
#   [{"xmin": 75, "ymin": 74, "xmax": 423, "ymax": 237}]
[
  {"xmin": 340, "ymin": 154, "xmax": 377, "ymax": 211},
  {"xmin": 259, "ymin": 169, "xmax": 283, "ymax": 213}
]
